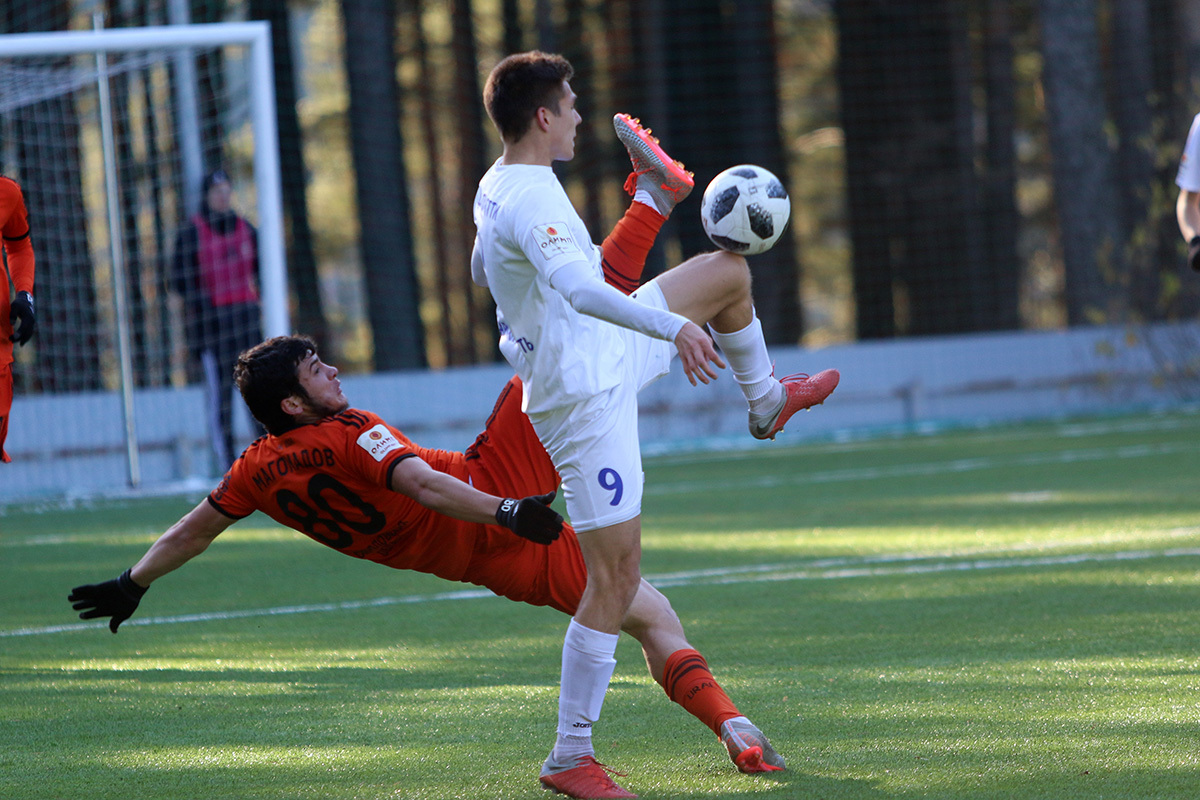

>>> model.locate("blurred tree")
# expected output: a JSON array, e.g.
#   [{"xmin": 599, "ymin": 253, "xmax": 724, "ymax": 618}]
[
  {"xmin": 450, "ymin": 0, "xmax": 490, "ymax": 363},
  {"xmin": 837, "ymin": 0, "xmax": 982, "ymax": 339},
  {"xmin": 403, "ymin": 0, "xmax": 454, "ymax": 365},
  {"xmin": 666, "ymin": 0, "xmax": 801, "ymax": 344},
  {"xmin": 249, "ymin": 0, "xmax": 328, "ymax": 349},
  {"xmin": 106, "ymin": 0, "xmax": 162, "ymax": 387},
  {"xmin": 607, "ymin": 0, "xmax": 669, "ymax": 281},
  {"xmin": 1149, "ymin": 0, "xmax": 1200, "ymax": 317},
  {"xmin": 979, "ymin": 0, "xmax": 1021, "ymax": 331},
  {"xmin": 501, "ymin": 0, "xmax": 523, "ymax": 54},
  {"xmin": 1038, "ymin": 0, "xmax": 1128, "ymax": 324},
  {"xmin": 1110, "ymin": 0, "xmax": 1160, "ymax": 319},
  {"xmin": 561, "ymin": 0, "xmax": 603, "ymax": 238},
  {"xmin": 340, "ymin": 0, "xmax": 426, "ymax": 370}
]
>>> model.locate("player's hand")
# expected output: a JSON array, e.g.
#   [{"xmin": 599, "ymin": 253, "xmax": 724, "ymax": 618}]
[
  {"xmin": 674, "ymin": 321, "xmax": 725, "ymax": 386},
  {"xmin": 1188, "ymin": 236, "xmax": 1200, "ymax": 272},
  {"xmin": 68, "ymin": 569, "xmax": 148, "ymax": 633},
  {"xmin": 9, "ymin": 291, "xmax": 34, "ymax": 346},
  {"xmin": 496, "ymin": 492, "xmax": 563, "ymax": 545}
]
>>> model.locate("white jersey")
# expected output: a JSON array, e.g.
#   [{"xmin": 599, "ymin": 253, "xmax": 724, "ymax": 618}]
[
  {"xmin": 472, "ymin": 161, "xmax": 629, "ymax": 414},
  {"xmin": 1177, "ymin": 113, "xmax": 1200, "ymax": 192}
]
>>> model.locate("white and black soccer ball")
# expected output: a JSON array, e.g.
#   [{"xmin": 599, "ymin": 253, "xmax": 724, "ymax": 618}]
[{"xmin": 699, "ymin": 165, "xmax": 791, "ymax": 256}]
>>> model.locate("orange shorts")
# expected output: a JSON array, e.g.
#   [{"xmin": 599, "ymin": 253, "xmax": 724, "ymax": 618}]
[
  {"xmin": 0, "ymin": 363, "xmax": 11, "ymax": 463},
  {"xmin": 462, "ymin": 376, "xmax": 588, "ymax": 615}
]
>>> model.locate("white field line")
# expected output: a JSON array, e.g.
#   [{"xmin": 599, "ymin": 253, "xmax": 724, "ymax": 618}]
[
  {"xmin": 8, "ymin": 545, "xmax": 1200, "ymax": 639},
  {"xmin": 4, "ymin": 442, "xmax": 1192, "ymax": 548},
  {"xmin": 646, "ymin": 441, "xmax": 1193, "ymax": 496}
]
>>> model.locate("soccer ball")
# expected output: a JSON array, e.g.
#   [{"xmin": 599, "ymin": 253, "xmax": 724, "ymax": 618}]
[{"xmin": 699, "ymin": 165, "xmax": 791, "ymax": 255}]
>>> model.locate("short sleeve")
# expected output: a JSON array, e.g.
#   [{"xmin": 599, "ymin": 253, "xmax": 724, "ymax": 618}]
[
  {"xmin": 208, "ymin": 463, "xmax": 256, "ymax": 519},
  {"xmin": 342, "ymin": 410, "xmax": 419, "ymax": 488}
]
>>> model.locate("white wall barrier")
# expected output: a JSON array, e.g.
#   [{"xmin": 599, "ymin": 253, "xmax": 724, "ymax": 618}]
[{"xmin": 3, "ymin": 321, "xmax": 1197, "ymax": 504}]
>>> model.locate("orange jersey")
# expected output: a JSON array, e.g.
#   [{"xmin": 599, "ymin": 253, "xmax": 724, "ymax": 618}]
[
  {"xmin": 1, "ymin": 177, "xmax": 34, "ymax": 367},
  {"xmin": 209, "ymin": 380, "xmax": 588, "ymax": 613},
  {"xmin": 210, "ymin": 407, "xmax": 482, "ymax": 581}
]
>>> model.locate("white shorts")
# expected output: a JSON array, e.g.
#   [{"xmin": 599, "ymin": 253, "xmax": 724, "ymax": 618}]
[{"xmin": 527, "ymin": 280, "xmax": 675, "ymax": 532}]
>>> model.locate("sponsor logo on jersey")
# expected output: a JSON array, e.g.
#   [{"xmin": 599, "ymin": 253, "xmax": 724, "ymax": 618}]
[
  {"xmin": 356, "ymin": 423, "xmax": 404, "ymax": 462},
  {"xmin": 531, "ymin": 221, "xmax": 580, "ymax": 260}
]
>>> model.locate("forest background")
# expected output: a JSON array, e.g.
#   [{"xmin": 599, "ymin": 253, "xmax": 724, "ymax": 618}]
[{"xmin": 3, "ymin": 0, "xmax": 1199, "ymax": 389}]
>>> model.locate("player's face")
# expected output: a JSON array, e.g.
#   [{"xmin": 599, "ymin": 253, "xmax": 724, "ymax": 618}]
[
  {"xmin": 547, "ymin": 82, "xmax": 581, "ymax": 161},
  {"xmin": 296, "ymin": 353, "xmax": 349, "ymax": 418},
  {"xmin": 207, "ymin": 180, "xmax": 232, "ymax": 213}
]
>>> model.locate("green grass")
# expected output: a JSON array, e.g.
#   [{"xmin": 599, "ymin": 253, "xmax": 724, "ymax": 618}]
[{"xmin": 3, "ymin": 411, "xmax": 1200, "ymax": 799}]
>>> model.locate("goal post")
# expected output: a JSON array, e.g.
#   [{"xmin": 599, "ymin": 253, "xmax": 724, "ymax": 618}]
[
  {"xmin": 0, "ymin": 21, "xmax": 289, "ymax": 339},
  {"xmin": 0, "ymin": 21, "xmax": 289, "ymax": 502}
]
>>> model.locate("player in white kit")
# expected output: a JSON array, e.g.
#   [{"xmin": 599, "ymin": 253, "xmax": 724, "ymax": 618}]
[
  {"xmin": 1175, "ymin": 112, "xmax": 1200, "ymax": 271},
  {"xmin": 473, "ymin": 51, "xmax": 839, "ymax": 798}
]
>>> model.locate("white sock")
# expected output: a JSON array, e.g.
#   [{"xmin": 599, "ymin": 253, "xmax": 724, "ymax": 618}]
[
  {"xmin": 709, "ymin": 314, "xmax": 782, "ymax": 413},
  {"xmin": 633, "ymin": 187, "xmax": 657, "ymax": 211},
  {"xmin": 552, "ymin": 619, "xmax": 619, "ymax": 763}
]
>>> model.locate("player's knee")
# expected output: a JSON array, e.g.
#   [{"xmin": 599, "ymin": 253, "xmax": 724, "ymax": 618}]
[{"xmin": 704, "ymin": 250, "xmax": 751, "ymax": 299}]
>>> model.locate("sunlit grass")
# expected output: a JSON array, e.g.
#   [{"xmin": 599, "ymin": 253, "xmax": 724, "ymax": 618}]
[{"xmin": 2, "ymin": 411, "xmax": 1199, "ymax": 798}]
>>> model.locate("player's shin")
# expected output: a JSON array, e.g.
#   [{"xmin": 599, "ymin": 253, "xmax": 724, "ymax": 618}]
[
  {"xmin": 659, "ymin": 648, "xmax": 741, "ymax": 735},
  {"xmin": 708, "ymin": 313, "xmax": 781, "ymax": 414}
]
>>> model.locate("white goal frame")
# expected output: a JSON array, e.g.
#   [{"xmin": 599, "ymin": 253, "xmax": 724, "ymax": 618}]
[
  {"xmin": 0, "ymin": 21, "xmax": 289, "ymax": 495},
  {"xmin": 0, "ymin": 21, "xmax": 289, "ymax": 338}
]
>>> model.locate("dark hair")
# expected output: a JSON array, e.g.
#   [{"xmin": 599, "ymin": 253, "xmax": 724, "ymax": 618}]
[
  {"xmin": 483, "ymin": 51, "xmax": 574, "ymax": 143},
  {"xmin": 234, "ymin": 335, "xmax": 316, "ymax": 435},
  {"xmin": 202, "ymin": 168, "xmax": 231, "ymax": 193}
]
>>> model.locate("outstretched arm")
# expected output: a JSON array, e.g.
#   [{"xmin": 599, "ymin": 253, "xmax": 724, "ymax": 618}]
[
  {"xmin": 389, "ymin": 455, "xmax": 561, "ymax": 544},
  {"xmin": 68, "ymin": 500, "xmax": 235, "ymax": 633},
  {"xmin": 130, "ymin": 500, "xmax": 236, "ymax": 586}
]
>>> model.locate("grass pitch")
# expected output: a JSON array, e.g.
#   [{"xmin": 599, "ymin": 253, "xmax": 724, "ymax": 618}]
[{"xmin": 2, "ymin": 411, "xmax": 1200, "ymax": 799}]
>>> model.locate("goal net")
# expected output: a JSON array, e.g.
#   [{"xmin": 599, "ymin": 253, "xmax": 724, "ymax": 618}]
[{"xmin": 0, "ymin": 22, "xmax": 288, "ymax": 503}]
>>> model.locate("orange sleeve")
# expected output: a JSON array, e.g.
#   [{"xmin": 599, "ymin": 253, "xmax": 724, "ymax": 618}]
[
  {"xmin": 207, "ymin": 455, "xmax": 258, "ymax": 519},
  {"xmin": 0, "ymin": 178, "xmax": 34, "ymax": 294}
]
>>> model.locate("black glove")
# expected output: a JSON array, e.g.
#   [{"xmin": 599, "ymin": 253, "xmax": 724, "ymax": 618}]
[
  {"xmin": 1189, "ymin": 236, "xmax": 1200, "ymax": 272},
  {"xmin": 9, "ymin": 291, "xmax": 34, "ymax": 345},
  {"xmin": 496, "ymin": 492, "xmax": 563, "ymax": 545},
  {"xmin": 68, "ymin": 568, "xmax": 148, "ymax": 633}
]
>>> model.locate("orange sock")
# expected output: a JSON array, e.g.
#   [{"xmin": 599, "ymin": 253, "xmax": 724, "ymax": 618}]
[
  {"xmin": 660, "ymin": 648, "xmax": 741, "ymax": 736},
  {"xmin": 601, "ymin": 201, "xmax": 665, "ymax": 295}
]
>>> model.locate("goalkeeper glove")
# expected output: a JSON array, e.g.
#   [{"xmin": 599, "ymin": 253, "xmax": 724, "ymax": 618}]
[
  {"xmin": 495, "ymin": 492, "xmax": 563, "ymax": 544},
  {"xmin": 68, "ymin": 568, "xmax": 148, "ymax": 633},
  {"xmin": 9, "ymin": 291, "xmax": 34, "ymax": 345},
  {"xmin": 1189, "ymin": 236, "xmax": 1200, "ymax": 272}
]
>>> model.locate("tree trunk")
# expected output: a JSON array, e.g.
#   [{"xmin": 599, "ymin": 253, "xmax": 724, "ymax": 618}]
[
  {"xmin": 729, "ymin": 0, "xmax": 801, "ymax": 344},
  {"xmin": 340, "ymin": 0, "xmax": 427, "ymax": 370},
  {"xmin": 450, "ymin": 0, "xmax": 490, "ymax": 363},
  {"xmin": 837, "ymin": 0, "xmax": 982, "ymax": 338},
  {"xmin": 980, "ymin": 0, "xmax": 1021, "ymax": 330},
  {"xmin": 1038, "ymin": 0, "xmax": 1128, "ymax": 324},
  {"xmin": 248, "ymin": 0, "xmax": 328, "ymax": 349},
  {"xmin": 836, "ymin": 0, "xmax": 897, "ymax": 339},
  {"xmin": 1151, "ymin": 0, "xmax": 1200, "ymax": 317},
  {"xmin": 664, "ymin": 0, "xmax": 800, "ymax": 343},
  {"xmin": 502, "ymin": 0, "xmax": 523, "ymax": 55},
  {"xmin": 1109, "ymin": 0, "xmax": 1160, "ymax": 320},
  {"xmin": 404, "ymin": 0, "xmax": 454, "ymax": 365},
  {"xmin": 606, "ymin": 0, "xmax": 669, "ymax": 282}
]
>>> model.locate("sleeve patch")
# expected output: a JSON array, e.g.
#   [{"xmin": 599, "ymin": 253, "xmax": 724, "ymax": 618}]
[
  {"xmin": 356, "ymin": 423, "xmax": 405, "ymax": 462},
  {"xmin": 531, "ymin": 222, "xmax": 582, "ymax": 261}
]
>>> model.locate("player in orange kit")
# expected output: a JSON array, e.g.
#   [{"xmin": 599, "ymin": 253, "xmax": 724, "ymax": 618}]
[
  {"xmin": 68, "ymin": 121, "xmax": 788, "ymax": 781},
  {"xmin": 68, "ymin": 334, "xmax": 784, "ymax": 777},
  {"xmin": 0, "ymin": 176, "xmax": 36, "ymax": 464}
]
